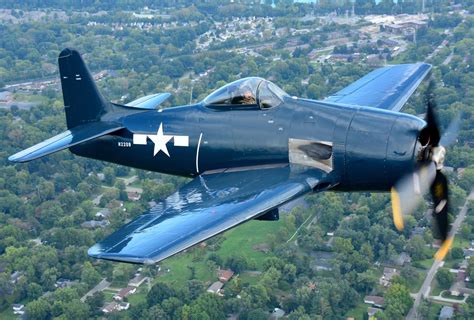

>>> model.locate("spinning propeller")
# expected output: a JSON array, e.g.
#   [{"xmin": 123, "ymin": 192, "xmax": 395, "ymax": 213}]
[{"xmin": 391, "ymin": 81, "xmax": 462, "ymax": 261}]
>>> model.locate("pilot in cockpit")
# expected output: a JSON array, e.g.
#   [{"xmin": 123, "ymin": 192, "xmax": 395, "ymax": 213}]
[{"xmin": 232, "ymin": 85, "xmax": 256, "ymax": 105}]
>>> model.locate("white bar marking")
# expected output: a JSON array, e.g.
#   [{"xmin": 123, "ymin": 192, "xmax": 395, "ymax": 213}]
[
  {"xmin": 174, "ymin": 135, "xmax": 189, "ymax": 147},
  {"xmin": 196, "ymin": 133, "xmax": 203, "ymax": 174},
  {"xmin": 133, "ymin": 134, "xmax": 148, "ymax": 145}
]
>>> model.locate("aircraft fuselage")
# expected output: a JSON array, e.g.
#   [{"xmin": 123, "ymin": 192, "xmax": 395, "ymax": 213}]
[{"xmin": 71, "ymin": 97, "xmax": 425, "ymax": 192}]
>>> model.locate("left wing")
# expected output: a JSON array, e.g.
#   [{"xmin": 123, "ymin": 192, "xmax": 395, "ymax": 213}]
[
  {"xmin": 88, "ymin": 165, "xmax": 325, "ymax": 264},
  {"xmin": 324, "ymin": 63, "xmax": 432, "ymax": 112}
]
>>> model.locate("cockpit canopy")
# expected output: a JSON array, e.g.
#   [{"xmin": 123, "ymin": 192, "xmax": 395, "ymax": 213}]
[{"xmin": 203, "ymin": 77, "xmax": 288, "ymax": 109}]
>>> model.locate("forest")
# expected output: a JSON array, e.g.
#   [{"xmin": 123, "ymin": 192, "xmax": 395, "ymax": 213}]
[{"xmin": 0, "ymin": 0, "xmax": 473, "ymax": 319}]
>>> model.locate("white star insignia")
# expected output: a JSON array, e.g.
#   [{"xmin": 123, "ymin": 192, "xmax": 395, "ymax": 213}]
[{"xmin": 148, "ymin": 123, "xmax": 173, "ymax": 157}]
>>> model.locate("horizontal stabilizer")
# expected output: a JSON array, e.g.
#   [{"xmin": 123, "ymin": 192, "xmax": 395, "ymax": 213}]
[
  {"xmin": 9, "ymin": 122, "xmax": 123, "ymax": 163},
  {"xmin": 125, "ymin": 93, "xmax": 171, "ymax": 110}
]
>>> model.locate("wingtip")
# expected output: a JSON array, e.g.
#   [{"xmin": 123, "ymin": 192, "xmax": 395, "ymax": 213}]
[
  {"xmin": 88, "ymin": 244, "xmax": 153, "ymax": 264},
  {"xmin": 434, "ymin": 237, "xmax": 454, "ymax": 261},
  {"xmin": 8, "ymin": 154, "xmax": 19, "ymax": 162},
  {"xmin": 391, "ymin": 187, "xmax": 404, "ymax": 231},
  {"xmin": 8, "ymin": 152, "xmax": 29, "ymax": 163}
]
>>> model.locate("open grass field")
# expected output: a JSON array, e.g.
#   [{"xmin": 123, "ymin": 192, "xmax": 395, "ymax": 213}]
[
  {"xmin": 214, "ymin": 219, "xmax": 284, "ymax": 269},
  {"xmin": 148, "ymin": 218, "xmax": 286, "ymax": 289},
  {"xmin": 127, "ymin": 289, "xmax": 147, "ymax": 305},
  {"xmin": 158, "ymin": 252, "xmax": 215, "ymax": 286},
  {"xmin": 417, "ymin": 257, "xmax": 435, "ymax": 270}
]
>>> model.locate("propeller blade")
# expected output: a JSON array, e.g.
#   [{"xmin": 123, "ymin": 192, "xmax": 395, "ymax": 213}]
[
  {"xmin": 430, "ymin": 171, "xmax": 450, "ymax": 240},
  {"xmin": 391, "ymin": 162, "xmax": 437, "ymax": 230},
  {"xmin": 430, "ymin": 171, "xmax": 452, "ymax": 261},
  {"xmin": 439, "ymin": 112, "xmax": 462, "ymax": 147}
]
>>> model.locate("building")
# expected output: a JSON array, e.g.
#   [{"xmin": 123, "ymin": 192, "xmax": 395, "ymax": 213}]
[
  {"xmin": 392, "ymin": 252, "xmax": 412, "ymax": 266},
  {"xmin": 367, "ymin": 307, "xmax": 381, "ymax": 319},
  {"xmin": 218, "ymin": 269, "xmax": 234, "ymax": 282},
  {"xmin": 113, "ymin": 287, "xmax": 137, "ymax": 301},
  {"xmin": 129, "ymin": 274, "xmax": 148, "ymax": 287},
  {"xmin": 55, "ymin": 278, "xmax": 75, "ymax": 288},
  {"xmin": 439, "ymin": 306, "xmax": 454, "ymax": 319},
  {"xmin": 12, "ymin": 304, "xmax": 25, "ymax": 315},
  {"xmin": 96, "ymin": 208, "xmax": 111, "ymax": 219},
  {"xmin": 380, "ymin": 267, "xmax": 399, "ymax": 287},
  {"xmin": 364, "ymin": 296, "xmax": 385, "ymax": 308},
  {"xmin": 207, "ymin": 281, "xmax": 223, "ymax": 294},
  {"xmin": 127, "ymin": 191, "xmax": 141, "ymax": 201},
  {"xmin": 270, "ymin": 307, "xmax": 285, "ymax": 319},
  {"xmin": 102, "ymin": 302, "xmax": 118, "ymax": 313},
  {"xmin": 118, "ymin": 302, "xmax": 130, "ymax": 311},
  {"xmin": 10, "ymin": 271, "xmax": 23, "ymax": 284}
]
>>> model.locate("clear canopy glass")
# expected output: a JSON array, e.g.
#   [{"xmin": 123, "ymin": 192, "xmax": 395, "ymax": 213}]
[{"xmin": 203, "ymin": 77, "xmax": 287, "ymax": 109}]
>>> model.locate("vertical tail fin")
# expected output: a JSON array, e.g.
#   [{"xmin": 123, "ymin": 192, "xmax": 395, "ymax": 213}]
[{"xmin": 58, "ymin": 48, "xmax": 110, "ymax": 129}]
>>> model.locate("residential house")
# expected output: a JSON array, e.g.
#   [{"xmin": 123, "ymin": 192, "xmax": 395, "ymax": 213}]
[
  {"xmin": 392, "ymin": 252, "xmax": 412, "ymax": 266},
  {"xmin": 218, "ymin": 269, "xmax": 234, "ymax": 283},
  {"xmin": 55, "ymin": 278, "xmax": 75, "ymax": 288},
  {"xmin": 463, "ymin": 249, "xmax": 474, "ymax": 259},
  {"xmin": 368, "ymin": 307, "xmax": 381, "ymax": 319},
  {"xmin": 96, "ymin": 208, "xmax": 112, "ymax": 219},
  {"xmin": 10, "ymin": 271, "xmax": 23, "ymax": 284},
  {"xmin": 108, "ymin": 200, "xmax": 124, "ymax": 209},
  {"xmin": 127, "ymin": 191, "xmax": 141, "ymax": 201},
  {"xmin": 364, "ymin": 295, "xmax": 385, "ymax": 308},
  {"xmin": 270, "ymin": 307, "xmax": 285, "ymax": 319},
  {"xmin": 102, "ymin": 302, "xmax": 118, "ymax": 313},
  {"xmin": 118, "ymin": 302, "xmax": 130, "ymax": 311},
  {"xmin": 12, "ymin": 304, "xmax": 25, "ymax": 315},
  {"xmin": 380, "ymin": 267, "xmax": 399, "ymax": 287},
  {"xmin": 113, "ymin": 287, "xmax": 137, "ymax": 301},
  {"xmin": 207, "ymin": 281, "xmax": 223, "ymax": 294},
  {"xmin": 129, "ymin": 274, "xmax": 148, "ymax": 287}
]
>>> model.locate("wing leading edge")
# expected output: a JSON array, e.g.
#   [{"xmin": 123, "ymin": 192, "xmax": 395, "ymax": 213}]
[
  {"xmin": 324, "ymin": 63, "xmax": 432, "ymax": 112},
  {"xmin": 88, "ymin": 165, "xmax": 325, "ymax": 264}
]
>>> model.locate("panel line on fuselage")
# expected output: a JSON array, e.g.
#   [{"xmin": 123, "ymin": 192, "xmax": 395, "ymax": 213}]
[{"xmin": 196, "ymin": 132, "xmax": 203, "ymax": 174}]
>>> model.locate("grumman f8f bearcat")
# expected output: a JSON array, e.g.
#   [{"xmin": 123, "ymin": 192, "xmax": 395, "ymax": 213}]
[{"xmin": 10, "ymin": 49, "xmax": 461, "ymax": 264}]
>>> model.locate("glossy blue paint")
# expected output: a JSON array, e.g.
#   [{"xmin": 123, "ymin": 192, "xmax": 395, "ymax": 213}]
[
  {"xmin": 88, "ymin": 165, "xmax": 324, "ymax": 264},
  {"xmin": 125, "ymin": 92, "xmax": 171, "ymax": 109},
  {"xmin": 324, "ymin": 63, "xmax": 432, "ymax": 111},
  {"xmin": 9, "ymin": 49, "xmax": 433, "ymax": 264}
]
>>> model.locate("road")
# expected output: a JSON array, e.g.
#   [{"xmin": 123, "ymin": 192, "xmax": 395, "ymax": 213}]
[
  {"xmin": 80, "ymin": 279, "xmax": 110, "ymax": 302},
  {"xmin": 407, "ymin": 189, "xmax": 474, "ymax": 319}
]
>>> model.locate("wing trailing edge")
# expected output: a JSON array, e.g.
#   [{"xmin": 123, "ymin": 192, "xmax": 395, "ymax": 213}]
[{"xmin": 324, "ymin": 63, "xmax": 432, "ymax": 112}]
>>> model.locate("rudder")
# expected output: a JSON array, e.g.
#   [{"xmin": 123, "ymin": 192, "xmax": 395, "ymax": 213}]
[{"xmin": 59, "ymin": 48, "xmax": 110, "ymax": 129}]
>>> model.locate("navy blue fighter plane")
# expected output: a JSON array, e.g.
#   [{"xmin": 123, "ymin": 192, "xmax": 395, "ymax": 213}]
[{"xmin": 9, "ymin": 49, "xmax": 459, "ymax": 264}]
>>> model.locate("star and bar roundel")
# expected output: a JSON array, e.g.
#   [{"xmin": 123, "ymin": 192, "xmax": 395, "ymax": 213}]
[{"xmin": 132, "ymin": 123, "xmax": 189, "ymax": 157}]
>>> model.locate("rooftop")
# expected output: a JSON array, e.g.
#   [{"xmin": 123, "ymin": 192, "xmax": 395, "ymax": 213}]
[{"xmin": 207, "ymin": 281, "xmax": 223, "ymax": 294}]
